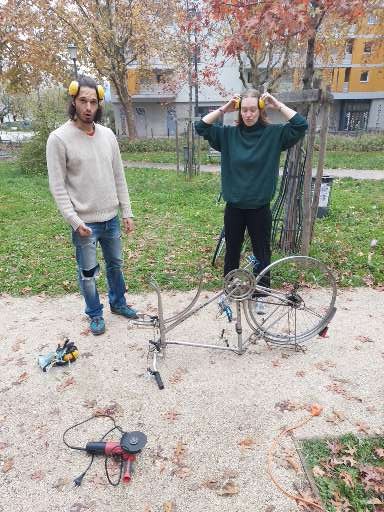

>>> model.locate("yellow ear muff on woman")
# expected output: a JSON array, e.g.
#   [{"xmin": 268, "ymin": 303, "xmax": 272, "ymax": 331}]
[
  {"xmin": 258, "ymin": 98, "xmax": 265, "ymax": 110},
  {"xmin": 68, "ymin": 80, "xmax": 105, "ymax": 101}
]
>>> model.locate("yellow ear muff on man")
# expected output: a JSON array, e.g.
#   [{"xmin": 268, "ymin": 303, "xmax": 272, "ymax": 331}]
[
  {"xmin": 96, "ymin": 85, "xmax": 105, "ymax": 101},
  {"xmin": 68, "ymin": 81, "xmax": 79, "ymax": 97}
]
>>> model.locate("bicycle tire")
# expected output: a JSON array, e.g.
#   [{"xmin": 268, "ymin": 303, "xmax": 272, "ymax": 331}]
[{"xmin": 247, "ymin": 256, "xmax": 337, "ymax": 345}]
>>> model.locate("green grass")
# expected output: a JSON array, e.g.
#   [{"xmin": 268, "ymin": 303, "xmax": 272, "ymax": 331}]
[
  {"xmin": 299, "ymin": 434, "xmax": 384, "ymax": 511},
  {"xmin": 121, "ymin": 150, "xmax": 384, "ymax": 170},
  {"xmin": 0, "ymin": 162, "xmax": 383, "ymax": 296}
]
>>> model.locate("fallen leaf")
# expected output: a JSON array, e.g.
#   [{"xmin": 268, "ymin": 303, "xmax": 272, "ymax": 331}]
[
  {"xmin": 69, "ymin": 503, "xmax": 91, "ymax": 512},
  {"xmin": 0, "ymin": 442, "xmax": 9, "ymax": 450},
  {"xmin": 52, "ymin": 477, "xmax": 70, "ymax": 490},
  {"xmin": 56, "ymin": 376, "xmax": 75, "ymax": 391},
  {"xmin": 275, "ymin": 400, "xmax": 304, "ymax": 412},
  {"xmin": 202, "ymin": 479, "xmax": 220, "ymax": 490},
  {"xmin": 339, "ymin": 470, "xmax": 354, "ymax": 488},
  {"xmin": 31, "ymin": 469, "xmax": 45, "ymax": 481},
  {"xmin": 272, "ymin": 359, "xmax": 281, "ymax": 367},
  {"xmin": 163, "ymin": 410, "xmax": 181, "ymax": 422},
  {"xmin": 238, "ymin": 437, "xmax": 256, "ymax": 450},
  {"xmin": 327, "ymin": 440, "xmax": 343, "ymax": 454},
  {"xmin": 94, "ymin": 401, "xmax": 122, "ymax": 417},
  {"xmin": 296, "ymin": 370, "xmax": 306, "ymax": 378},
  {"xmin": 375, "ymin": 448, "xmax": 384, "ymax": 458},
  {"xmin": 80, "ymin": 328, "xmax": 91, "ymax": 336},
  {"xmin": 171, "ymin": 465, "xmax": 191, "ymax": 479},
  {"xmin": 163, "ymin": 501, "xmax": 176, "ymax": 512},
  {"xmin": 2, "ymin": 458, "xmax": 14, "ymax": 473},
  {"xmin": 356, "ymin": 421, "xmax": 370, "ymax": 434},
  {"xmin": 265, "ymin": 507, "xmax": 276, "ymax": 512},
  {"xmin": 216, "ymin": 480, "xmax": 240, "ymax": 496},
  {"xmin": 356, "ymin": 335, "xmax": 375, "ymax": 343},
  {"xmin": 13, "ymin": 371, "xmax": 28, "ymax": 385},
  {"xmin": 82, "ymin": 399, "xmax": 97, "ymax": 409},
  {"xmin": 312, "ymin": 465, "xmax": 325, "ymax": 477}
]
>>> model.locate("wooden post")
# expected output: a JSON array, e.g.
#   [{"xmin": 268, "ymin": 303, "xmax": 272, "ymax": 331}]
[
  {"xmin": 310, "ymin": 87, "xmax": 331, "ymax": 238},
  {"xmin": 301, "ymin": 103, "xmax": 317, "ymax": 256},
  {"xmin": 175, "ymin": 118, "xmax": 180, "ymax": 173}
]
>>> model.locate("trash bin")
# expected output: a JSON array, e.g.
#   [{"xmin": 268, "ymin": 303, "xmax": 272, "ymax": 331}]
[{"xmin": 311, "ymin": 176, "xmax": 334, "ymax": 218}]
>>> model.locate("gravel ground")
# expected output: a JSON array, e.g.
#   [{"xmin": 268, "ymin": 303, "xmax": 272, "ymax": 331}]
[{"xmin": 0, "ymin": 287, "xmax": 383, "ymax": 512}]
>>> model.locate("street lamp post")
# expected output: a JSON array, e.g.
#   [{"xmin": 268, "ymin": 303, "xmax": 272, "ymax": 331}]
[{"xmin": 67, "ymin": 43, "xmax": 78, "ymax": 79}]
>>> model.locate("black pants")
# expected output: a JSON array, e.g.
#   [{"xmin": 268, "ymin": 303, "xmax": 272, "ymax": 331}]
[{"xmin": 224, "ymin": 203, "xmax": 272, "ymax": 289}]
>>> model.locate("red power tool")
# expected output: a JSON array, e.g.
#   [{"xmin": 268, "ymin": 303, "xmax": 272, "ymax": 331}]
[{"xmin": 85, "ymin": 431, "xmax": 147, "ymax": 483}]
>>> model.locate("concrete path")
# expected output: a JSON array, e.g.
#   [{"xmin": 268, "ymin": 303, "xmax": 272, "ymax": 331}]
[{"xmin": 123, "ymin": 160, "xmax": 384, "ymax": 180}]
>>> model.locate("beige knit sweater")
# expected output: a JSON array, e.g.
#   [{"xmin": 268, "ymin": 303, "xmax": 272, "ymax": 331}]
[{"xmin": 46, "ymin": 120, "xmax": 133, "ymax": 231}]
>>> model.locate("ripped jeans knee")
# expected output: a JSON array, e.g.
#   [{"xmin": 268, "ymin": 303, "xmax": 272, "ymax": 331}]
[{"xmin": 80, "ymin": 264, "xmax": 100, "ymax": 280}]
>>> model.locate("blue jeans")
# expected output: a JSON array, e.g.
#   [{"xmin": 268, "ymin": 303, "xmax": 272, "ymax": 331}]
[{"xmin": 72, "ymin": 216, "xmax": 128, "ymax": 319}]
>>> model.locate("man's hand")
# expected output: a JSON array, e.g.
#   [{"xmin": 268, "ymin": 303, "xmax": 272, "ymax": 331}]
[
  {"xmin": 77, "ymin": 224, "xmax": 92, "ymax": 237},
  {"xmin": 122, "ymin": 217, "xmax": 134, "ymax": 235}
]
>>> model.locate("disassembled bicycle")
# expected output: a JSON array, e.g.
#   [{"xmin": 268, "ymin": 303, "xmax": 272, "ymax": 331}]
[{"xmin": 135, "ymin": 255, "xmax": 337, "ymax": 389}]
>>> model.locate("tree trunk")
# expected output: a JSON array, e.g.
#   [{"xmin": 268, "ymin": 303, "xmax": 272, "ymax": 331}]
[
  {"xmin": 111, "ymin": 73, "xmax": 137, "ymax": 139},
  {"xmin": 300, "ymin": 103, "xmax": 317, "ymax": 255},
  {"xmin": 310, "ymin": 89, "xmax": 331, "ymax": 238}
]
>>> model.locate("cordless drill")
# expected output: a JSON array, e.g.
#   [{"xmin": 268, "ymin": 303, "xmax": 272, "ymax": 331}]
[{"xmin": 85, "ymin": 431, "xmax": 147, "ymax": 483}]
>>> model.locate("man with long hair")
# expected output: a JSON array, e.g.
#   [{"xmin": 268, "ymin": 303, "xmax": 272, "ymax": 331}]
[{"xmin": 47, "ymin": 75, "xmax": 138, "ymax": 335}]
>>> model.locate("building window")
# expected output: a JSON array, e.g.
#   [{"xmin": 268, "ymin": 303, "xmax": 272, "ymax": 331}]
[
  {"xmin": 367, "ymin": 14, "xmax": 378, "ymax": 25},
  {"xmin": 360, "ymin": 71, "xmax": 369, "ymax": 82},
  {"xmin": 340, "ymin": 100, "xmax": 370, "ymax": 131},
  {"xmin": 345, "ymin": 40, "xmax": 353, "ymax": 54},
  {"xmin": 344, "ymin": 68, "xmax": 351, "ymax": 83},
  {"xmin": 363, "ymin": 42, "xmax": 373, "ymax": 53}
]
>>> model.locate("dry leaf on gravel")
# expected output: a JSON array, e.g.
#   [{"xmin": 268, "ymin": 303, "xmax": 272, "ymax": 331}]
[
  {"xmin": 238, "ymin": 437, "xmax": 256, "ymax": 450},
  {"xmin": 13, "ymin": 371, "xmax": 28, "ymax": 385},
  {"xmin": 163, "ymin": 501, "xmax": 176, "ymax": 512},
  {"xmin": 69, "ymin": 503, "xmax": 92, "ymax": 512},
  {"xmin": 272, "ymin": 359, "xmax": 281, "ymax": 367},
  {"xmin": 356, "ymin": 335, "xmax": 375, "ymax": 343},
  {"xmin": 94, "ymin": 401, "xmax": 122, "ymax": 417},
  {"xmin": 80, "ymin": 328, "xmax": 91, "ymax": 336},
  {"xmin": 30, "ymin": 469, "xmax": 45, "ymax": 481},
  {"xmin": 296, "ymin": 370, "xmax": 306, "ymax": 377},
  {"xmin": 216, "ymin": 480, "xmax": 240, "ymax": 496},
  {"xmin": 56, "ymin": 376, "xmax": 75, "ymax": 391},
  {"xmin": 52, "ymin": 477, "xmax": 70, "ymax": 490},
  {"xmin": 275, "ymin": 400, "xmax": 304, "ymax": 412},
  {"xmin": 0, "ymin": 442, "xmax": 8, "ymax": 450},
  {"xmin": 171, "ymin": 465, "xmax": 191, "ymax": 479},
  {"xmin": 82, "ymin": 399, "xmax": 97, "ymax": 409},
  {"xmin": 163, "ymin": 410, "xmax": 181, "ymax": 422},
  {"xmin": 356, "ymin": 421, "xmax": 370, "ymax": 434},
  {"xmin": 169, "ymin": 368, "xmax": 186, "ymax": 384},
  {"xmin": 265, "ymin": 507, "xmax": 276, "ymax": 512},
  {"xmin": 2, "ymin": 457, "xmax": 14, "ymax": 473}
]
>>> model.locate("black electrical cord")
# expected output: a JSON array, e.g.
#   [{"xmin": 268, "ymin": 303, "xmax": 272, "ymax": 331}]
[{"xmin": 62, "ymin": 414, "xmax": 125, "ymax": 486}]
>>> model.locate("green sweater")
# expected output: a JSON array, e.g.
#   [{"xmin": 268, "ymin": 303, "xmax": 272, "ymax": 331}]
[{"xmin": 195, "ymin": 113, "xmax": 308, "ymax": 208}]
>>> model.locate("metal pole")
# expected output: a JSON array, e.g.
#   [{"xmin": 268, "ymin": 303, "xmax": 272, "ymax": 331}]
[{"xmin": 73, "ymin": 58, "xmax": 78, "ymax": 80}]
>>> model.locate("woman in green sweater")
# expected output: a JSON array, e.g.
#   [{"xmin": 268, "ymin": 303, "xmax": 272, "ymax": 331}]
[{"xmin": 195, "ymin": 89, "xmax": 308, "ymax": 308}]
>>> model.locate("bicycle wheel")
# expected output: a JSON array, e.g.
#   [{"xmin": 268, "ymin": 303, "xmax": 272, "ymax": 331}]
[
  {"xmin": 247, "ymin": 256, "xmax": 337, "ymax": 345},
  {"xmin": 212, "ymin": 227, "xmax": 225, "ymax": 267}
]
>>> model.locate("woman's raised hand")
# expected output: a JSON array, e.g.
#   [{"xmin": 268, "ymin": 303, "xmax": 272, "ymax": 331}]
[
  {"xmin": 260, "ymin": 92, "xmax": 283, "ymax": 110},
  {"xmin": 220, "ymin": 95, "xmax": 241, "ymax": 114}
]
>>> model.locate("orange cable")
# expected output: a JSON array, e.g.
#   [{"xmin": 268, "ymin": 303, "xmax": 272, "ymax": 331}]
[{"xmin": 267, "ymin": 413, "xmax": 326, "ymax": 511}]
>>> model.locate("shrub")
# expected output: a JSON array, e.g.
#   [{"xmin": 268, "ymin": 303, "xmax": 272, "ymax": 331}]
[
  {"xmin": 18, "ymin": 90, "xmax": 66, "ymax": 175},
  {"xmin": 321, "ymin": 133, "xmax": 384, "ymax": 152}
]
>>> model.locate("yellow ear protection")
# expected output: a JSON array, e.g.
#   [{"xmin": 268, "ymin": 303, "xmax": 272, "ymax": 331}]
[
  {"xmin": 68, "ymin": 81, "xmax": 105, "ymax": 101},
  {"xmin": 235, "ymin": 96, "xmax": 265, "ymax": 110}
]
